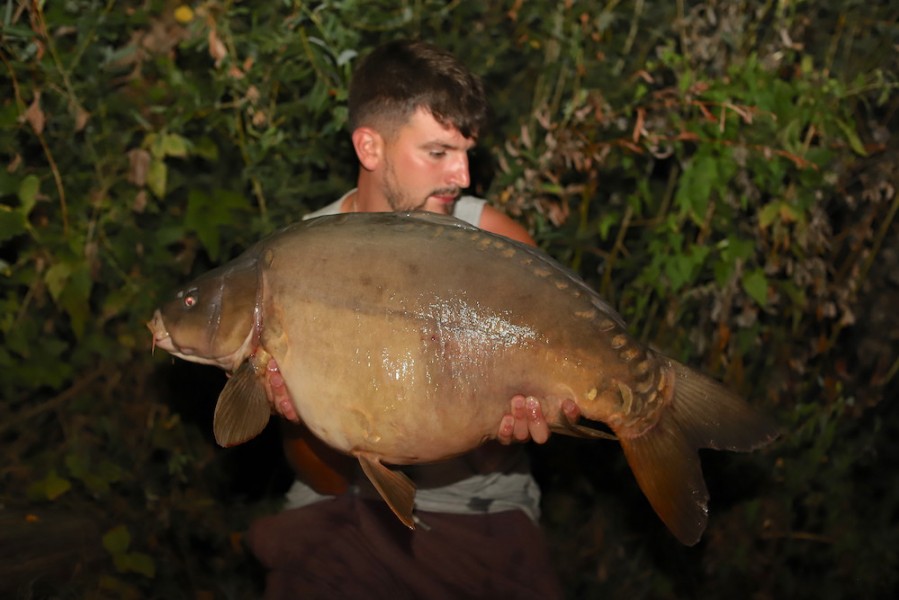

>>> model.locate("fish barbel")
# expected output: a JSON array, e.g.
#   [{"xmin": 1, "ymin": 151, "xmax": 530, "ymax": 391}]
[{"xmin": 147, "ymin": 211, "xmax": 778, "ymax": 545}]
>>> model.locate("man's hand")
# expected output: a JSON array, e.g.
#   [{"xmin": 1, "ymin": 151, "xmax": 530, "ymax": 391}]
[
  {"xmin": 265, "ymin": 358, "xmax": 300, "ymax": 422},
  {"xmin": 496, "ymin": 395, "xmax": 580, "ymax": 445}
]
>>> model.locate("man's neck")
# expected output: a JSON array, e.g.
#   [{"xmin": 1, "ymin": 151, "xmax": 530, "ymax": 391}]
[{"xmin": 347, "ymin": 177, "xmax": 392, "ymax": 213}]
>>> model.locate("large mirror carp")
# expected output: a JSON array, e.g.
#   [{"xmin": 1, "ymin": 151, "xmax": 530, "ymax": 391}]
[{"xmin": 148, "ymin": 211, "xmax": 778, "ymax": 545}]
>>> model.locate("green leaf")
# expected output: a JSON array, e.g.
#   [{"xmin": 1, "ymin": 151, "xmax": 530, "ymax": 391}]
[
  {"xmin": 64, "ymin": 452, "xmax": 89, "ymax": 479},
  {"xmin": 58, "ymin": 262, "xmax": 92, "ymax": 338},
  {"xmin": 103, "ymin": 524, "xmax": 132, "ymax": 555},
  {"xmin": 66, "ymin": 453, "xmax": 123, "ymax": 494},
  {"xmin": 105, "ymin": 524, "xmax": 155, "ymax": 578},
  {"xmin": 675, "ymin": 152, "xmax": 715, "ymax": 223},
  {"xmin": 116, "ymin": 552, "xmax": 157, "ymax": 578},
  {"xmin": 0, "ymin": 205, "xmax": 27, "ymax": 243},
  {"xmin": 835, "ymin": 118, "xmax": 867, "ymax": 157},
  {"xmin": 758, "ymin": 202, "xmax": 781, "ymax": 229},
  {"xmin": 0, "ymin": 169, "xmax": 19, "ymax": 195},
  {"xmin": 663, "ymin": 244, "xmax": 710, "ymax": 291},
  {"xmin": 184, "ymin": 188, "xmax": 252, "ymax": 261},
  {"xmin": 27, "ymin": 470, "xmax": 72, "ymax": 501},
  {"xmin": 185, "ymin": 189, "xmax": 221, "ymax": 260},
  {"xmin": 18, "ymin": 174, "xmax": 40, "ymax": 214},
  {"xmin": 102, "ymin": 286, "xmax": 136, "ymax": 320},
  {"xmin": 45, "ymin": 262, "xmax": 72, "ymax": 302},
  {"xmin": 192, "ymin": 137, "xmax": 220, "ymax": 161},
  {"xmin": 597, "ymin": 211, "xmax": 619, "ymax": 240},
  {"xmin": 144, "ymin": 132, "xmax": 163, "ymax": 158},
  {"xmin": 161, "ymin": 133, "xmax": 189, "ymax": 158},
  {"xmin": 147, "ymin": 158, "xmax": 167, "ymax": 198},
  {"xmin": 742, "ymin": 268, "xmax": 769, "ymax": 307}
]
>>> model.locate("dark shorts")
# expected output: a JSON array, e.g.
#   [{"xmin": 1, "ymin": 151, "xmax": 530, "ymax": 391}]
[{"xmin": 246, "ymin": 495, "xmax": 563, "ymax": 599}]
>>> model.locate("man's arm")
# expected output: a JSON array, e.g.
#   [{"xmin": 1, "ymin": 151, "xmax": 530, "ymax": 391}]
[{"xmin": 478, "ymin": 205, "xmax": 533, "ymax": 246}]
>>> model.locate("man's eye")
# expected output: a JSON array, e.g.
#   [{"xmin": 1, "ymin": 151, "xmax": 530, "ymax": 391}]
[{"xmin": 429, "ymin": 150, "xmax": 446, "ymax": 158}]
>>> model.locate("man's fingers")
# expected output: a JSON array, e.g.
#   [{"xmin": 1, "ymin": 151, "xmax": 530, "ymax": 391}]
[
  {"xmin": 497, "ymin": 415, "xmax": 516, "ymax": 445},
  {"xmin": 511, "ymin": 395, "xmax": 530, "ymax": 442},
  {"xmin": 279, "ymin": 399, "xmax": 299, "ymax": 422},
  {"xmin": 525, "ymin": 396, "xmax": 549, "ymax": 444},
  {"xmin": 497, "ymin": 395, "xmax": 556, "ymax": 445},
  {"xmin": 561, "ymin": 398, "xmax": 580, "ymax": 423},
  {"xmin": 265, "ymin": 358, "xmax": 300, "ymax": 422}
]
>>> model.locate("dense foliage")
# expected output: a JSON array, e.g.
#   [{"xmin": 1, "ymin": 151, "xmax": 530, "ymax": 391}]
[{"xmin": 2, "ymin": 1, "xmax": 897, "ymax": 598}]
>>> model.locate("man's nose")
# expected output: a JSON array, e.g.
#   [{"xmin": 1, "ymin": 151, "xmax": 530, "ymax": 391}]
[{"xmin": 447, "ymin": 152, "xmax": 470, "ymax": 189}]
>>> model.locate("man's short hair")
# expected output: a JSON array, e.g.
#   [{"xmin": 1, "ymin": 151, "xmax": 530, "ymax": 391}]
[{"xmin": 348, "ymin": 40, "xmax": 488, "ymax": 140}]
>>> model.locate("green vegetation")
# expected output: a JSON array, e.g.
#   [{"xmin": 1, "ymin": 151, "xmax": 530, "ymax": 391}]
[{"xmin": 2, "ymin": 1, "xmax": 897, "ymax": 597}]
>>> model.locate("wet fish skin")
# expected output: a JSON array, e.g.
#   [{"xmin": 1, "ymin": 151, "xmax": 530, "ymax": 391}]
[{"xmin": 148, "ymin": 211, "xmax": 778, "ymax": 545}]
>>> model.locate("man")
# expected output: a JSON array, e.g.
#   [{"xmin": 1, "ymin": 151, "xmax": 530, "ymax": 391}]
[{"xmin": 247, "ymin": 40, "xmax": 576, "ymax": 599}]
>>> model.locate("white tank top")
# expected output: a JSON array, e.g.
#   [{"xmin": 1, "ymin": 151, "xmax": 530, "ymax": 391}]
[{"xmin": 304, "ymin": 190, "xmax": 487, "ymax": 226}]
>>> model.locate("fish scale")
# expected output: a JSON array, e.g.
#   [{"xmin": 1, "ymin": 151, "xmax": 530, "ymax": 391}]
[{"xmin": 148, "ymin": 210, "xmax": 778, "ymax": 545}]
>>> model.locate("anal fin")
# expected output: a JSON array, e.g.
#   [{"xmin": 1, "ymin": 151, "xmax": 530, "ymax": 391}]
[
  {"xmin": 356, "ymin": 452, "xmax": 416, "ymax": 529},
  {"xmin": 550, "ymin": 419, "xmax": 618, "ymax": 441}
]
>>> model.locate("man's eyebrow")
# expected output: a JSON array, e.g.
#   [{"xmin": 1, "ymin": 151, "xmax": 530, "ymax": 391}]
[{"xmin": 423, "ymin": 140, "xmax": 476, "ymax": 151}]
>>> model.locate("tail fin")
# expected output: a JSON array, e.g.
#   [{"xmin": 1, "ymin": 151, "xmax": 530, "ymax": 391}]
[{"xmin": 618, "ymin": 359, "xmax": 779, "ymax": 545}]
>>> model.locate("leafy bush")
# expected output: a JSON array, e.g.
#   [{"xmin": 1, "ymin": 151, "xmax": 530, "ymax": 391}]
[{"xmin": 2, "ymin": 1, "xmax": 896, "ymax": 597}]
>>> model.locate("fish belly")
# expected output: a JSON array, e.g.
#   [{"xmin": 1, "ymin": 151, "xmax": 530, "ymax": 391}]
[{"xmin": 259, "ymin": 212, "xmax": 647, "ymax": 463}]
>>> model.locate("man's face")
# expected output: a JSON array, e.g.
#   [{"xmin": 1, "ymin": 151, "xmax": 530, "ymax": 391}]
[{"xmin": 379, "ymin": 108, "xmax": 475, "ymax": 215}]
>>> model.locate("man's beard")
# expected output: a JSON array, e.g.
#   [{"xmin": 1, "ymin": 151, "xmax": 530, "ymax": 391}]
[{"xmin": 383, "ymin": 158, "xmax": 458, "ymax": 213}]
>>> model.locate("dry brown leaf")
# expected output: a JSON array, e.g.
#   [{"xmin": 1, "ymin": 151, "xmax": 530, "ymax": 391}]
[
  {"xmin": 246, "ymin": 85, "xmax": 260, "ymax": 104},
  {"xmin": 251, "ymin": 110, "xmax": 267, "ymax": 127},
  {"xmin": 23, "ymin": 91, "xmax": 45, "ymax": 135},
  {"xmin": 133, "ymin": 190, "xmax": 148, "ymax": 214},
  {"xmin": 547, "ymin": 199, "xmax": 570, "ymax": 227},
  {"xmin": 142, "ymin": 18, "xmax": 187, "ymax": 56},
  {"xmin": 75, "ymin": 106, "xmax": 91, "ymax": 132},
  {"xmin": 208, "ymin": 28, "xmax": 227, "ymax": 67},
  {"xmin": 127, "ymin": 148, "xmax": 151, "ymax": 187},
  {"xmin": 7, "ymin": 153, "xmax": 22, "ymax": 173}
]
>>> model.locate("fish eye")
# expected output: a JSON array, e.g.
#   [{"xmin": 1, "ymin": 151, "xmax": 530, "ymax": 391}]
[{"xmin": 183, "ymin": 290, "xmax": 198, "ymax": 309}]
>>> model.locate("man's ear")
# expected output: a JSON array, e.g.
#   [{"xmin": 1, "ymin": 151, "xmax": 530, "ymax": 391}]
[{"xmin": 352, "ymin": 127, "xmax": 383, "ymax": 172}]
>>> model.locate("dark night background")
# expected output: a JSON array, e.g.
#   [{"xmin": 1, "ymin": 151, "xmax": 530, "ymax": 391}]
[{"xmin": 2, "ymin": 1, "xmax": 897, "ymax": 598}]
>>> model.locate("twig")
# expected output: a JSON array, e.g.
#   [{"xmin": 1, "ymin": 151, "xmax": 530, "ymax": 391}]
[
  {"xmin": 761, "ymin": 530, "xmax": 835, "ymax": 544},
  {"xmin": 859, "ymin": 188, "xmax": 899, "ymax": 286},
  {"xmin": 233, "ymin": 111, "xmax": 269, "ymax": 222},
  {"xmin": 35, "ymin": 129, "xmax": 68, "ymax": 234},
  {"xmin": 600, "ymin": 203, "xmax": 633, "ymax": 302},
  {"xmin": 29, "ymin": 2, "xmax": 73, "ymax": 234},
  {"xmin": 4, "ymin": 368, "xmax": 105, "ymax": 436}
]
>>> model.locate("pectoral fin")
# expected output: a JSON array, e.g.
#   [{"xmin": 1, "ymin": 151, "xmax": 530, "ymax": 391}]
[
  {"xmin": 213, "ymin": 361, "xmax": 271, "ymax": 447},
  {"xmin": 356, "ymin": 452, "xmax": 416, "ymax": 529}
]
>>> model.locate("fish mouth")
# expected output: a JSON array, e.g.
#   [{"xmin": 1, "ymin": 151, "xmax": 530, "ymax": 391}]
[{"xmin": 147, "ymin": 310, "xmax": 176, "ymax": 354}]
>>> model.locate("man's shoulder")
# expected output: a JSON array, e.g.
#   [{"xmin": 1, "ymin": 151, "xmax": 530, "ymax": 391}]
[
  {"xmin": 452, "ymin": 196, "xmax": 487, "ymax": 226},
  {"xmin": 303, "ymin": 191, "xmax": 355, "ymax": 220},
  {"xmin": 471, "ymin": 202, "xmax": 535, "ymax": 246}
]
